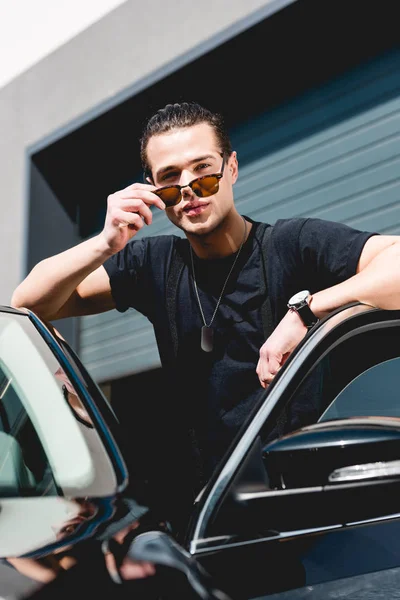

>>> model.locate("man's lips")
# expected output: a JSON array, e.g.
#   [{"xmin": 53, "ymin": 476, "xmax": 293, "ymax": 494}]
[{"xmin": 182, "ymin": 202, "xmax": 209, "ymax": 213}]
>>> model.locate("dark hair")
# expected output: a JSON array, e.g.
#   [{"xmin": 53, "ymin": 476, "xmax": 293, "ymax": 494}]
[{"xmin": 140, "ymin": 102, "xmax": 232, "ymax": 177}]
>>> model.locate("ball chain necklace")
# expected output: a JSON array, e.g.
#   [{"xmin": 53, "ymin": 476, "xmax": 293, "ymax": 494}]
[{"xmin": 190, "ymin": 216, "xmax": 247, "ymax": 353}]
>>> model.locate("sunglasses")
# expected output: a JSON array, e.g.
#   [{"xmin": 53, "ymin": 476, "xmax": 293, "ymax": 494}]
[{"xmin": 152, "ymin": 157, "xmax": 225, "ymax": 208}]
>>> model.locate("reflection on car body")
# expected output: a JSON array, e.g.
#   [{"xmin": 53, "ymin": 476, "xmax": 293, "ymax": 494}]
[{"xmin": 3, "ymin": 303, "xmax": 400, "ymax": 598}]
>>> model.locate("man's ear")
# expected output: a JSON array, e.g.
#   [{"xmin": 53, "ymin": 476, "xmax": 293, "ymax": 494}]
[
  {"xmin": 229, "ymin": 151, "xmax": 239, "ymax": 184},
  {"xmin": 143, "ymin": 167, "xmax": 154, "ymax": 184}
]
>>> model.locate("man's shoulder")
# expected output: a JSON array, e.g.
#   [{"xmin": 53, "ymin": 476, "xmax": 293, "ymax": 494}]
[
  {"xmin": 137, "ymin": 234, "xmax": 189, "ymax": 276},
  {"xmin": 106, "ymin": 233, "xmax": 185, "ymax": 275},
  {"xmin": 249, "ymin": 217, "xmax": 343, "ymax": 264},
  {"xmin": 248, "ymin": 216, "xmax": 309, "ymax": 243},
  {"xmin": 265, "ymin": 217, "xmax": 374, "ymax": 261},
  {"xmin": 261, "ymin": 216, "xmax": 351, "ymax": 245}
]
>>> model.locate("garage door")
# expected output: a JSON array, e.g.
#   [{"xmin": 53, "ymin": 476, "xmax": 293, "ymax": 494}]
[{"xmin": 79, "ymin": 48, "xmax": 400, "ymax": 383}]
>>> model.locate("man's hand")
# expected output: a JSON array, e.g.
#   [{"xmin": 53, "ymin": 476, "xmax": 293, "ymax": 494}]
[
  {"xmin": 101, "ymin": 183, "xmax": 166, "ymax": 255},
  {"xmin": 257, "ymin": 309, "xmax": 308, "ymax": 388}
]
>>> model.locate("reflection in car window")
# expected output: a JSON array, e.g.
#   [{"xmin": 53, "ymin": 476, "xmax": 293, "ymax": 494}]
[
  {"xmin": 319, "ymin": 357, "xmax": 400, "ymax": 422},
  {"xmin": 54, "ymin": 367, "xmax": 94, "ymax": 428},
  {"xmin": 0, "ymin": 365, "xmax": 58, "ymax": 497},
  {"xmin": 263, "ymin": 326, "xmax": 400, "ymax": 442}
]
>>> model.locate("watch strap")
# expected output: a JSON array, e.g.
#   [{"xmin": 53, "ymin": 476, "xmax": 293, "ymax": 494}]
[{"xmin": 296, "ymin": 302, "xmax": 319, "ymax": 329}]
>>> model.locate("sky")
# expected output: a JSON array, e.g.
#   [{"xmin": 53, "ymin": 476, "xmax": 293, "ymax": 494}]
[{"xmin": 0, "ymin": 0, "xmax": 127, "ymax": 89}]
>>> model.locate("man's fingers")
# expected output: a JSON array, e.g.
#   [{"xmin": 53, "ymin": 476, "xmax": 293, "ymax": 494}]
[
  {"xmin": 257, "ymin": 355, "xmax": 282, "ymax": 388},
  {"xmin": 119, "ymin": 187, "xmax": 166, "ymax": 211},
  {"xmin": 100, "ymin": 182, "xmax": 167, "ymax": 254},
  {"xmin": 259, "ymin": 371, "xmax": 277, "ymax": 388},
  {"xmin": 268, "ymin": 356, "xmax": 282, "ymax": 376},
  {"xmin": 124, "ymin": 182, "xmax": 157, "ymax": 192},
  {"xmin": 108, "ymin": 190, "xmax": 165, "ymax": 230},
  {"xmin": 113, "ymin": 203, "xmax": 153, "ymax": 226},
  {"xmin": 113, "ymin": 209, "xmax": 148, "ymax": 229}
]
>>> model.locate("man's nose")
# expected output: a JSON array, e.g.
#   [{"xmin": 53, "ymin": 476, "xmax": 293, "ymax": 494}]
[
  {"xmin": 180, "ymin": 173, "xmax": 194, "ymax": 197},
  {"xmin": 181, "ymin": 183, "xmax": 193, "ymax": 198}
]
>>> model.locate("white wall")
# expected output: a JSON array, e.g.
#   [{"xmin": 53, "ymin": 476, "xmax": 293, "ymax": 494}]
[{"xmin": 0, "ymin": 0, "xmax": 128, "ymax": 89}]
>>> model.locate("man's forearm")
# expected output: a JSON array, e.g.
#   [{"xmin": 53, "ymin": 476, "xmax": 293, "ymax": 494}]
[{"xmin": 11, "ymin": 233, "xmax": 114, "ymax": 320}]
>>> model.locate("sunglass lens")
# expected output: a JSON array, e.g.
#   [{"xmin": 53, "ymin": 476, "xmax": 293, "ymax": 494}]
[
  {"xmin": 155, "ymin": 186, "xmax": 181, "ymax": 207},
  {"xmin": 192, "ymin": 175, "xmax": 219, "ymax": 198}
]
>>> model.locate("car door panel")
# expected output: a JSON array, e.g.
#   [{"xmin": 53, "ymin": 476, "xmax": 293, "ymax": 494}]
[
  {"xmin": 257, "ymin": 564, "xmax": 400, "ymax": 600},
  {"xmin": 196, "ymin": 519, "xmax": 400, "ymax": 599}
]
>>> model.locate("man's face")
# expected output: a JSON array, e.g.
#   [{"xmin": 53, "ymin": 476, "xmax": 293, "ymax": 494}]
[{"xmin": 146, "ymin": 123, "xmax": 238, "ymax": 236}]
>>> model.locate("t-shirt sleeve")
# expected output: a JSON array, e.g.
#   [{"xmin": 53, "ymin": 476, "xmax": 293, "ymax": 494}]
[
  {"xmin": 269, "ymin": 217, "xmax": 378, "ymax": 323},
  {"xmin": 275, "ymin": 217, "xmax": 377, "ymax": 285},
  {"xmin": 298, "ymin": 217, "xmax": 377, "ymax": 284},
  {"xmin": 103, "ymin": 238, "xmax": 147, "ymax": 313}
]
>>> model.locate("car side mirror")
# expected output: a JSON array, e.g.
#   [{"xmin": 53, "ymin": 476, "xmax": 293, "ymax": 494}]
[
  {"xmin": 231, "ymin": 418, "xmax": 400, "ymax": 535},
  {"xmin": 262, "ymin": 417, "xmax": 400, "ymax": 489}
]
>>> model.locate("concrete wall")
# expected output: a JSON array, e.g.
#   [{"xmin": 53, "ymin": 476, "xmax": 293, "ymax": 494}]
[{"xmin": 0, "ymin": 0, "xmax": 293, "ymax": 306}]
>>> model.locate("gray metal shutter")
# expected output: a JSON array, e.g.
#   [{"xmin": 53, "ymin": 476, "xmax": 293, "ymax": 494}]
[{"xmin": 80, "ymin": 48, "xmax": 400, "ymax": 383}]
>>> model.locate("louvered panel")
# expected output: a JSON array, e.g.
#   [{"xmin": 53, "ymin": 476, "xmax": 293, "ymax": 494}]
[
  {"xmin": 82, "ymin": 326, "xmax": 158, "ymax": 369},
  {"xmin": 79, "ymin": 48, "xmax": 400, "ymax": 383},
  {"xmin": 312, "ymin": 180, "xmax": 400, "ymax": 224},
  {"xmin": 246, "ymin": 155, "xmax": 400, "ymax": 224},
  {"xmin": 347, "ymin": 203, "xmax": 400, "ymax": 234},
  {"xmin": 236, "ymin": 112, "xmax": 400, "ymax": 206},
  {"xmin": 80, "ymin": 308, "xmax": 147, "ymax": 340},
  {"xmin": 81, "ymin": 335, "xmax": 161, "ymax": 381}
]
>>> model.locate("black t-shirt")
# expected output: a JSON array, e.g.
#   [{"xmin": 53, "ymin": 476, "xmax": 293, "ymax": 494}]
[{"xmin": 104, "ymin": 217, "xmax": 376, "ymax": 484}]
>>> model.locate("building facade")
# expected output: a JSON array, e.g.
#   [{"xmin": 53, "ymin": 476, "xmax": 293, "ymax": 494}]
[{"xmin": 1, "ymin": 0, "xmax": 399, "ymax": 403}]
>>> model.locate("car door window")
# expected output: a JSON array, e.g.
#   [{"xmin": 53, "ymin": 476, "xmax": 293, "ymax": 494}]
[
  {"xmin": 265, "ymin": 325, "xmax": 400, "ymax": 440},
  {"xmin": 319, "ymin": 356, "xmax": 400, "ymax": 422}
]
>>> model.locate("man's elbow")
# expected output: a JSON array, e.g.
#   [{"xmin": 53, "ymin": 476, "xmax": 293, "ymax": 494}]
[
  {"xmin": 10, "ymin": 288, "xmax": 26, "ymax": 310},
  {"xmin": 10, "ymin": 288, "xmax": 50, "ymax": 320}
]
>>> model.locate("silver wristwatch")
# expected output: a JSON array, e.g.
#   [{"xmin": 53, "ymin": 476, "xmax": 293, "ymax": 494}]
[{"xmin": 287, "ymin": 290, "xmax": 319, "ymax": 329}]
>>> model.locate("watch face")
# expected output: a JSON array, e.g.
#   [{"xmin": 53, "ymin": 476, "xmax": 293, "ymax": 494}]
[{"xmin": 289, "ymin": 290, "xmax": 310, "ymax": 305}]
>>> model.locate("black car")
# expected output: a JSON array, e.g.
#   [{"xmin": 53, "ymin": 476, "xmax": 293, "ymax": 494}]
[{"xmin": 2, "ymin": 302, "xmax": 400, "ymax": 599}]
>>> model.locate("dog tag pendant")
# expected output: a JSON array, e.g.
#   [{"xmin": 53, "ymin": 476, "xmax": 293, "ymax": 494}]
[{"xmin": 201, "ymin": 326, "xmax": 214, "ymax": 352}]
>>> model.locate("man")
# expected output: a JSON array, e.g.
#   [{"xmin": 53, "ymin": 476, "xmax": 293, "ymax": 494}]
[{"xmin": 11, "ymin": 101, "xmax": 400, "ymax": 513}]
